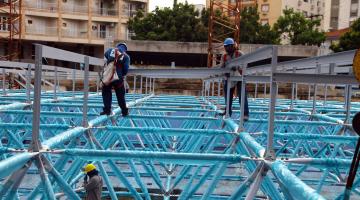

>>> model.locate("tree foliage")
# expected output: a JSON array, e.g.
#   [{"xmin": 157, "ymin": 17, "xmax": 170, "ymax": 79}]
[
  {"xmin": 128, "ymin": 3, "xmax": 207, "ymax": 42},
  {"xmin": 128, "ymin": 5, "xmax": 324, "ymax": 46},
  {"xmin": 330, "ymin": 18, "xmax": 360, "ymax": 52},
  {"xmin": 240, "ymin": 6, "xmax": 279, "ymax": 44},
  {"xmin": 273, "ymin": 8, "xmax": 325, "ymax": 46}
]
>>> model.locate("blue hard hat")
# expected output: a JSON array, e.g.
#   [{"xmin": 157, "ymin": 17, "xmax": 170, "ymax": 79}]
[
  {"xmin": 116, "ymin": 42, "xmax": 127, "ymax": 52},
  {"xmin": 224, "ymin": 38, "xmax": 235, "ymax": 46}
]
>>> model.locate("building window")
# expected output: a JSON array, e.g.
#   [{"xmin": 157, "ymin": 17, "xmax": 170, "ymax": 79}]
[
  {"xmin": 28, "ymin": 20, "xmax": 32, "ymax": 24},
  {"xmin": 350, "ymin": 10, "xmax": 358, "ymax": 17},
  {"xmin": 261, "ymin": 19, "xmax": 269, "ymax": 25},
  {"xmin": 261, "ymin": 4, "xmax": 269, "ymax": 12},
  {"xmin": 303, "ymin": 11, "xmax": 308, "ymax": 17},
  {"xmin": 62, "ymin": 0, "xmax": 67, "ymax": 2},
  {"xmin": 304, "ymin": 0, "xmax": 309, "ymax": 2},
  {"xmin": 350, "ymin": 5, "xmax": 358, "ymax": 17}
]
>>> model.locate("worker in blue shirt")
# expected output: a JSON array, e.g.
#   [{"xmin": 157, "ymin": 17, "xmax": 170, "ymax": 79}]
[{"xmin": 100, "ymin": 43, "xmax": 129, "ymax": 116}]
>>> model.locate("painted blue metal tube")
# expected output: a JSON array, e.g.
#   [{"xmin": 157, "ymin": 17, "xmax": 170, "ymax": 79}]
[
  {"xmin": 200, "ymin": 163, "xmax": 228, "ymax": 200},
  {"xmin": 0, "ymin": 153, "xmax": 37, "ymax": 179},
  {"xmin": 42, "ymin": 127, "xmax": 86, "ymax": 149},
  {"xmin": 108, "ymin": 160, "xmax": 143, "ymax": 200},
  {"xmin": 241, "ymin": 119, "xmax": 340, "ymax": 126},
  {"xmin": 270, "ymin": 161, "xmax": 326, "ymax": 200},
  {"xmin": 0, "ymin": 147, "xmax": 12, "ymax": 154},
  {"xmin": 272, "ymin": 132, "xmax": 358, "ymax": 143},
  {"xmin": 44, "ymin": 160, "xmax": 81, "ymax": 200},
  {"xmin": 88, "ymin": 94, "xmax": 154, "ymax": 127},
  {"xmin": 0, "ymin": 102, "xmax": 30, "ymax": 111},
  {"xmin": 239, "ymin": 132, "xmax": 266, "ymax": 157},
  {"xmin": 64, "ymin": 149, "xmax": 246, "ymax": 164},
  {"xmin": 0, "ymin": 93, "xmax": 97, "ymax": 111},
  {"xmin": 286, "ymin": 158, "xmax": 352, "ymax": 167},
  {"xmin": 0, "ymin": 123, "xmax": 70, "ymax": 130},
  {"xmin": 96, "ymin": 161, "xmax": 118, "ymax": 200},
  {"xmin": 105, "ymin": 127, "xmax": 230, "ymax": 136}
]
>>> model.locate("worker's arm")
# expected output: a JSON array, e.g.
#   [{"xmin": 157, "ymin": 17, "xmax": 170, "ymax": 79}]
[
  {"xmin": 122, "ymin": 55, "xmax": 130, "ymax": 76},
  {"xmin": 219, "ymin": 54, "xmax": 226, "ymax": 68},
  {"xmin": 84, "ymin": 177, "xmax": 99, "ymax": 191}
]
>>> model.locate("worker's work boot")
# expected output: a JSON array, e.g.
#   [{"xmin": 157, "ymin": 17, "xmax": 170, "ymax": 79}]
[
  {"xmin": 100, "ymin": 110, "xmax": 111, "ymax": 115},
  {"xmin": 122, "ymin": 108, "xmax": 129, "ymax": 117}
]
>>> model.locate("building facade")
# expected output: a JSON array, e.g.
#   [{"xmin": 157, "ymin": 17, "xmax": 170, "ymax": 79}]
[
  {"xmin": 323, "ymin": 0, "xmax": 360, "ymax": 31},
  {"xmin": 0, "ymin": 0, "xmax": 148, "ymax": 60},
  {"xmin": 207, "ymin": 0, "xmax": 359, "ymax": 32},
  {"xmin": 206, "ymin": 1, "xmax": 327, "ymax": 28},
  {"xmin": 256, "ymin": 0, "xmax": 326, "ymax": 27}
]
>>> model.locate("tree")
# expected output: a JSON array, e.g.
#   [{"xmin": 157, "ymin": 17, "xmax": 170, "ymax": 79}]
[
  {"xmin": 240, "ymin": 6, "xmax": 280, "ymax": 44},
  {"xmin": 330, "ymin": 18, "xmax": 360, "ymax": 52},
  {"xmin": 273, "ymin": 8, "xmax": 326, "ymax": 46},
  {"xmin": 128, "ymin": 3, "xmax": 207, "ymax": 42}
]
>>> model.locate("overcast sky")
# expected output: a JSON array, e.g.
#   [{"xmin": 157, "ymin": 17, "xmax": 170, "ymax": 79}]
[{"xmin": 149, "ymin": 0, "xmax": 206, "ymax": 11}]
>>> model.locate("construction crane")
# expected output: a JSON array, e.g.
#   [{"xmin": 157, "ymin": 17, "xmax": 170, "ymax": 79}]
[
  {"xmin": 207, "ymin": 0, "xmax": 257, "ymax": 67},
  {"xmin": 0, "ymin": 0, "xmax": 22, "ymax": 61}
]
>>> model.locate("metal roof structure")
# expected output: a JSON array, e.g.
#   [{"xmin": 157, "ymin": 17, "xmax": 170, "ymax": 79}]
[{"xmin": 0, "ymin": 44, "xmax": 359, "ymax": 199}]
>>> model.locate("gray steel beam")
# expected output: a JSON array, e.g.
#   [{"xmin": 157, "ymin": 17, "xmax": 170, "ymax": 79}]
[
  {"xmin": 273, "ymin": 73, "xmax": 358, "ymax": 85},
  {"xmin": 30, "ymin": 44, "xmax": 43, "ymax": 152},
  {"xmin": 83, "ymin": 56, "xmax": 89, "ymax": 127}
]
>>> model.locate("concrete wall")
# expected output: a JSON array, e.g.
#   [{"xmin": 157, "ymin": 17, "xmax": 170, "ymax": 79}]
[{"xmin": 117, "ymin": 40, "xmax": 319, "ymax": 57}]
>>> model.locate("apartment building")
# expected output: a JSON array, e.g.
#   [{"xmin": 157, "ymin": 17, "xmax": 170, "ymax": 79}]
[
  {"xmin": 0, "ymin": 0, "xmax": 148, "ymax": 60},
  {"xmin": 323, "ymin": 0, "xmax": 360, "ymax": 31},
  {"xmin": 206, "ymin": 0, "xmax": 326, "ymax": 28},
  {"xmin": 256, "ymin": 0, "xmax": 325, "ymax": 27},
  {"xmin": 206, "ymin": 0, "xmax": 256, "ymax": 19}
]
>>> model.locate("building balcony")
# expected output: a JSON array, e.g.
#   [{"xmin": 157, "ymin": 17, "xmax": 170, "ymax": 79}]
[
  {"xmin": 24, "ymin": 2, "xmax": 57, "ymax": 12},
  {"xmin": 91, "ymin": 30, "xmax": 116, "ymax": 39},
  {"xmin": 128, "ymin": 0, "xmax": 148, "ymax": 3},
  {"xmin": 61, "ymin": 29, "xmax": 87, "ymax": 38},
  {"xmin": 61, "ymin": 4, "xmax": 88, "ymax": 14},
  {"xmin": 92, "ymin": 8, "xmax": 118, "ymax": 17},
  {"xmin": 25, "ymin": 26, "xmax": 58, "ymax": 36},
  {"xmin": 123, "ymin": 9, "xmax": 139, "ymax": 18}
]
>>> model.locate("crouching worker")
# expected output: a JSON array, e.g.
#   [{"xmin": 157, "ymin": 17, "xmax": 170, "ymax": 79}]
[
  {"xmin": 100, "ymin": 42, "xmax": 129, "ymax": 116},
  {"xmin": 82, "ymin": 164, "xmax": 103, "ymax": 200}
]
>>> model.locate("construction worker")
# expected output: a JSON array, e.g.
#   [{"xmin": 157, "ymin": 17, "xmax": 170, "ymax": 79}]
[
  {"xmin": 82, "ymin": 164, "xmax": 103, "ymax": 200},
  {"xmin": 220, "ymin": 38, "xmax": 249, "ymax": 120},
  {"xmin": 100, "ymin": 42, "xmax": 129, "ymax": 116}
]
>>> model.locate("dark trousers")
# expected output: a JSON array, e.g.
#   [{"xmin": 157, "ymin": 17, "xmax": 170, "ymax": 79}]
[
  {"xmin": 102, "ymin": 80, "xmax": 127, "ymax": 114},
  {"xmin": 223, "ymin": 81, "xmax": 249, "ymax": 116}
]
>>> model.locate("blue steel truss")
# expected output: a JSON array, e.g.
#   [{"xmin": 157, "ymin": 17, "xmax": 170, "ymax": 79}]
[
  {"xmin": 0, "ymin": 44, "xmax": 359, "ymax": 200},
  {"xmin": 0, "ymin": 90, "xmax": 359, "ymax": 199}
]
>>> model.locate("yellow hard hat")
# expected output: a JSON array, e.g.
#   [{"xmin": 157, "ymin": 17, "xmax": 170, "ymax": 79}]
[{"xmin": 82, "ymin": 164, "xmax": 96, "ymax": 173}]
